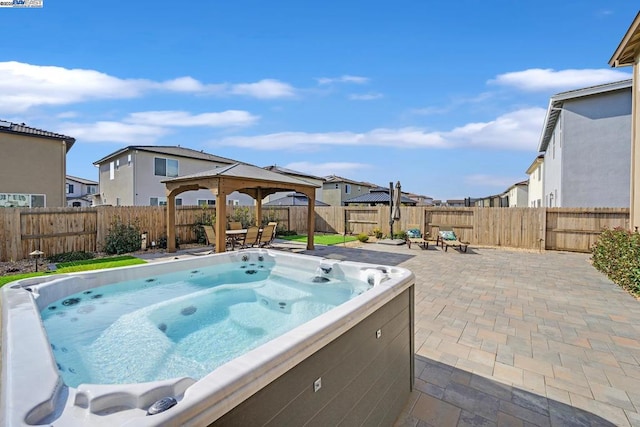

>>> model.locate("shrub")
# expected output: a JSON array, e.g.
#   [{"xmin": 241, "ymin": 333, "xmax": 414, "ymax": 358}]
[
  {"xmin": 47, "ymin": 251, "xmax": 95, "ymax": 264},
  {"xmin": 393, "ymin": 231, "xmax": 407, "ymax": 240},
  {"xmin": 371, "ymin": 227, "xmax": 383, "ymax": 239},
  {"xmin": 193, "ymin": 211, "xmax": 215, "ymax": 244},
  {"xmin": 591, "ymin": 227, "xmax": 640, "ymax": 296},
  {"xmin": 157, "ymin": 235, "xmax": 180, "ymax": 250},
  {"xmin": 103, "ymin": 217, "xmax": 142, "ymax": 255},
  {"xmin": 228, "ymin": 206, "xmax": 255, "ymax": 229},
  {"xmin": 357, "ymin": 233, "xmax": 369, "ymax": 243}
]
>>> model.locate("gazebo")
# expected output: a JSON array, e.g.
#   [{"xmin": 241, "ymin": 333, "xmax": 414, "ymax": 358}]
[{"xmin": 162, "ymin": 163, "xmax": 320, "ymax": 253}]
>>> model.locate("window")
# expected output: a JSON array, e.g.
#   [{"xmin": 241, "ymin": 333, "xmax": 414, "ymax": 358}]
[
  {"xmin": 150, "ymin": 197, "xmax": 181, "ymax": 206},
  {"xmin": 109, "ymin": 162, "xmax": 115, "ymax": 180},
  {"xmin": 31, "ymin": 195, "xmax": 45, "ymax": 207},
  {"xmin": 0, "ymin": 193, "xmax": 45, "ymax": 207},
  {"xmin": 228, "ymin": 199, "xmax": 239, "ymax": 206},
  {"xmin": 116, "ymin": 198, "xmax": 121, "ymax": 206},
  {"xmin": 154, "ymin": 158, "xmax": 179, "ymax": 177},
  {"xmin": 198, "ymin": 199, "xmax": 216, "ymax": 206},
  {"xmin": 66, "ymin": 183, "xmax": 74, "ymax": 194},
  {"xmin": 116, "ymin": 159, "xmax": 120, "ymax": 170},
  {"xmin": 127, "ymin": 154, "xmax": 132, "ymax": 165},
  {"xmin": 72, "ymin": 201, "xmax": 81, "ymax": 207},
  {"xmin": 345, "ymin": 184, "xmax": 351, "ymax": 194},
  {"xmin": 86, "ymin": 185, "xmax": 97, "ymax": 194}
]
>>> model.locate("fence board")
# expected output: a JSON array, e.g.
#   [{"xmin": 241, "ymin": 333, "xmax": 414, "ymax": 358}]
[{"xmin": 0, "ymin": 206, "xmax": 631, "ymax": 261}]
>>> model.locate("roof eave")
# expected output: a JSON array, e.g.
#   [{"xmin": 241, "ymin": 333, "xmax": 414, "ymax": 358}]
[{"xmin": 609, "ymin": 11, "xmax": 640, "ymax": 68}]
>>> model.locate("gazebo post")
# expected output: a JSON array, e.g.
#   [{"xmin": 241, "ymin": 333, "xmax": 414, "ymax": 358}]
[
  {"xmin": 167, "ymin": 192, "xmax": 176, "ymax": 253},
  {"xmin": 216, "ymin": 190, "xmax": 227, "ymax": 253},
  {"xmin": 256, "ymin": 188, "xmax": 263, "ymax": 227},
  {"xmin": 306, "ymin": 190, "xmax": 315, "ymax": 251}
]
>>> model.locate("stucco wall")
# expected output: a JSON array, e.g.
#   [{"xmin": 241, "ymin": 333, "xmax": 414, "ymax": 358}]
[
  {"xmin": 0, "ymin": 133, "xmax": 67, "ymax": 207},
  {"xmin": 561, "ymin": 89, "xmax": 631, "ymax": 207}
]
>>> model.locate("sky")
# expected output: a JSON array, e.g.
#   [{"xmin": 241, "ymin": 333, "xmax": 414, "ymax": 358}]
[{"xmin": 1, "ymin": 1, "xmax": 638, "ymax": 201}]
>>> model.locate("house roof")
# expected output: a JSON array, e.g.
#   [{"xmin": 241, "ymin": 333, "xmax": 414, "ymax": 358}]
[
  {"xmin": 609, "ymin": 11, "xmax": 640, "ymax": 67},
  {"xmin": 324, "ymin": 174, "xmax": 376, "ymax": 187},
  {"xmin": 263, "ymin": 165, "xmax": 325, "ymax": 181},
  {"xmin": 264, "ymin": 192, "xmax": 330, "ymax": 207},
  {"xmin": 0, "ymin": 120, "xmax": 75, "ymax": 151},
  {"xmin": 525, "ymin": 154, "xmax": 544, "ymax": 175},
  {"xmin": 344, "ymin": 187, "xmax": 417, "ymax": 205},
  {"xmin": 66, "ymin": 175, "xmax": 98, "ymax": 185},
  {"xmin": 93, "ymin": 145, "xmax": 243, "ymax": 166},
  {"xmin": 538, "ymin": 79, "xmax": 633, "ymax": 153}
]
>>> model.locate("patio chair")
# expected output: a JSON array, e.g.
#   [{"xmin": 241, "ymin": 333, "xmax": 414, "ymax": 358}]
[
  {"xmin": 238, "ymin": 226, "xmax": 260, "ymax": 249},
  {"xmin": 203, "ymin": 225, "xmax": 233, "ymax": 251},
  {"xmin": 436, "ymin": 226, "xmax": 469, "ymax": 253},
  {"xmin": 257, "ymin": 223, "xmax": 276, "ymax": 247},
  {"xmin": 227, "ymin": 221, "xmax": 244, "ymax": 246},
  {"xmin": 405, "ymin": 224, "xmax": 429, "ymax": 250}
]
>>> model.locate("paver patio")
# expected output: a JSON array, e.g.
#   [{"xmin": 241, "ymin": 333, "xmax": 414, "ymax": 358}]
[
  {"xmin": 139, "ymin": 240, "xmax": 640, "ymax": 426},
  {"xmin": 294, "ymin": 242, "xmax": 640, "ymax": 426}
]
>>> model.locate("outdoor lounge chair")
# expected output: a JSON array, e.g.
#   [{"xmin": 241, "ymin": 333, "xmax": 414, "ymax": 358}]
[
  {"xmin": 257, "ymin": 223, "xmax": 276, "ymax": 247},
  {"xmin": 436, "ymin": 227, "xmax": 469, "ymax": 253},
  {"xmin": 405, "ymin": 225, "xmax": 429, "ymax": 250},
  {"xmin": 203, "ymin": 225, "xmax": 234, "ymax": 251}
]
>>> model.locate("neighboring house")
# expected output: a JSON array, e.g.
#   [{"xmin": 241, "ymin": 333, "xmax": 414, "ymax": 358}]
[
  {"xmin": 539, "ymin": 79, "xmax": 632, "ymax": 207},
  {"xmin": 473, "ymin": 195, "xmax": 507, "ymax": 208},
  {"xmin": 526, "ymin": 155, "xmax": 544, "ymax": 207},
  {"xmin": 343, "ymin": 187, "xmax": 417, "ymax": 206},
  {"xmin": 263, "ymin": 192, "xmax": 330, "ymax": 207},
  {"xmin": 406, "ymin": 193, "xmax": 434, "ymax": 206},
  {"xmin": 504, "ymin": 180, "xmax": 529, "ymax": 208},
  {"xmin": 610, "ymin": 11, "xmax": 640, "ymax": 230},
  {"xmin": 0, "ymin": 120, "xmax": 75, "ymax": 208},
  {"xmin": 262, "ymin": 166, "xmax": 325, "ymax": 203},
  {"xmin": 322, "ymin": 175, "xmax": 376, "ymax": 206},
  {"xmin": 66, "ymin": 175, "xmax": 98, "ymax": 207},
  {"xmin": 93, "ymin": 146, "xmax": 254, "ymax": 206}
]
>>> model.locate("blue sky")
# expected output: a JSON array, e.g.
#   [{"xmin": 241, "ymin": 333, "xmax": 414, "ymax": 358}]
[{"xmin": 1, "ymin": 1, "xmax": 637, "ymax": 201}]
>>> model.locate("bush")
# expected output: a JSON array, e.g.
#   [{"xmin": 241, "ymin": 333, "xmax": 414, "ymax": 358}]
[
  {"xmin": 357, "ymin": 233, "xmax": 369, "ymax": 243},
  {"xmin": 47, "ymin": 251, "xmax": 95, "ymax": 264},
  {"xmin": 591, "ymin": 227, "xmax": 640, "ymax": 296},
  {"xmin": 157, "ymin": 235, "xmax": 180, "ymax": 250},
  {"xmin": 193, "ymin": 211, "xmax": 215, "ymax": 244},
  {"xmin": 103, "ymin": 217, "xmax": 142, "ymax": 255},
  {"xmin": 393, "ymin": 231, "xmax": 407, "ymax": 240},
  {"xmin": 228, "ymin": 206, "xmax": 255, "ymax": 229},
  {"xmin": 371, "ymin": 227, "xmax": 383, "ymax": 239}
]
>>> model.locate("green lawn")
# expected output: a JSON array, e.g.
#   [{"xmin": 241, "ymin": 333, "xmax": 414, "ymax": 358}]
[
  {"xmin": 0, "ymin": 256, "xmax": 146, "ymax": 287},
  {"xmin": 278, "ymin": 234, "xmax": 358, "ymax": 245}
]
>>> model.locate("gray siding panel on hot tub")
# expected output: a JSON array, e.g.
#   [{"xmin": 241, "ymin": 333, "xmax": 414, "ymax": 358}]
[{"xmin": 212, "ymin": 287, "xmax": 414, "ymax": 426}]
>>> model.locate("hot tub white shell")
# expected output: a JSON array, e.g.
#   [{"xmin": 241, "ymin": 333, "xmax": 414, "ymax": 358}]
[{"xmin": 1, "ymin": 249, "xmax": 414, "ymax": 426}]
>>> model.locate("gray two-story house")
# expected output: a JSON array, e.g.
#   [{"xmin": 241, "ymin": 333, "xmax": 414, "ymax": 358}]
[
  {"xmin": 93, "ymin": 146, "xmax": 254, "ymax": 206},
  {"xmin": 538, "ymin": 79, "xmax": 632, "ymax": 207},
  {"xmin": 322, "ymin": 175, "xmax": 376, "ymax": 206}
]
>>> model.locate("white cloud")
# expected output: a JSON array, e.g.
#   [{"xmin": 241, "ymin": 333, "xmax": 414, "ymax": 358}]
[
  {"xmin": 125, "ymin": 110, "xmax": 259, "ymax": 127},
  {"xmin": 464, "ymin": 174, "xmax": 523, "ymax": 189},
  {"xmin": 489, "ymin": 68, "xmax": 631, "ymax": 92},
  {"xmin": 60, "ymin": 121, "xmax": 169, "ymax": 144},
  {"xmin": 230, "ymin": 79, "xmax": 296, "ymax": 98},
  {"xmin": 213, "ymin": 107, "xmax": 544, "ymax": 152},
  {"xmin": 445, "ymin": 107, "xmax": 546, "ymax": 151},
  {"xmin": 348, "ymin": 92, "xmax": 384, "ymax": 101},
  {"xmin": 284, "ymin": 161, "xmax": 370, "ymax": 177},
  {"xmin": 0, "ymin": 61, "xmax": 297, "ymax": 113},
  {"xmin": 316, "ymin": 75, "xmax": 370, "ymax": 85}
]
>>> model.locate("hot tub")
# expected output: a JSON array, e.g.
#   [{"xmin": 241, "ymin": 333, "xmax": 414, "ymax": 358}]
[{"xmin": 1, "ymin": 249, "xmax": 414, "ymax": 426}]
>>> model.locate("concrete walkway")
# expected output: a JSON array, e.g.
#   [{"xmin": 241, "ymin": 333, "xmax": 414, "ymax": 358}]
[{"xmin": 140, "ymin": 241, "xmax": 640, "ymax": 426}]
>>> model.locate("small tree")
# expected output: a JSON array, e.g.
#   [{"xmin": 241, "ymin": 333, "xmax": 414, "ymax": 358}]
[{"xmin": 103, "ymin": 217, "xmax": 142, "ymax": 255}]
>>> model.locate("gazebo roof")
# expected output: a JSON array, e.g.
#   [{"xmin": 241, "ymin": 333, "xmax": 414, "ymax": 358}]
[
  {"xmin": 609, "ymin": 11, "xmax": 640, "ymax": 67},
  {"xmin": 162, "ymin": 163, "xmax": 320, "ymax": 198}
]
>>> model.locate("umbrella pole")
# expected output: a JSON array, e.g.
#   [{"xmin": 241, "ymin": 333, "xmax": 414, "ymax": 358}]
[{"xmin": 389, "ymin": 181, "xmax": 394, "ymax": 239}]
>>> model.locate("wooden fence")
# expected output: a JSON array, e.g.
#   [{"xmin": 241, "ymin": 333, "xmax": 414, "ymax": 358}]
[{"xmin": 0, "ymin": 206, "xmax": 630, "ymax": 261}]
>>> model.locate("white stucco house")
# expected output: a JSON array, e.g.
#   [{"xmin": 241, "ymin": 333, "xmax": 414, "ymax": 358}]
[{"xmin": 526, "ymin": 155, "xmax": 544, "ymax": 208}]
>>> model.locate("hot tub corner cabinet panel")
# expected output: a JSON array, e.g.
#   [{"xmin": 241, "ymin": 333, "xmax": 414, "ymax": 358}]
[{"xmin": 212, "ymin": 287, "xmax": 414, "ymax": 426}]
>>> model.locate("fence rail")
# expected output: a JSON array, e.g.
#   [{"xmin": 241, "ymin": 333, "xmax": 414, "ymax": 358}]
[{"xmin": 0, "ymin": 206, "xmax": 630, "ymax": 261}]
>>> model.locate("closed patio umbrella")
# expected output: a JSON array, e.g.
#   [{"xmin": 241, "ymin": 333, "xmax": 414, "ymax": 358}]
[{"xmin": 393, "ymin": 181, "xmax": 402, "ymax": 221}]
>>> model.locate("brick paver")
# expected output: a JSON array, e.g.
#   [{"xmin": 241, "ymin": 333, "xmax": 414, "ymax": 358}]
[{"xmin": 293, "ymin": 242, "xmax": 640, "ymax": 426}]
